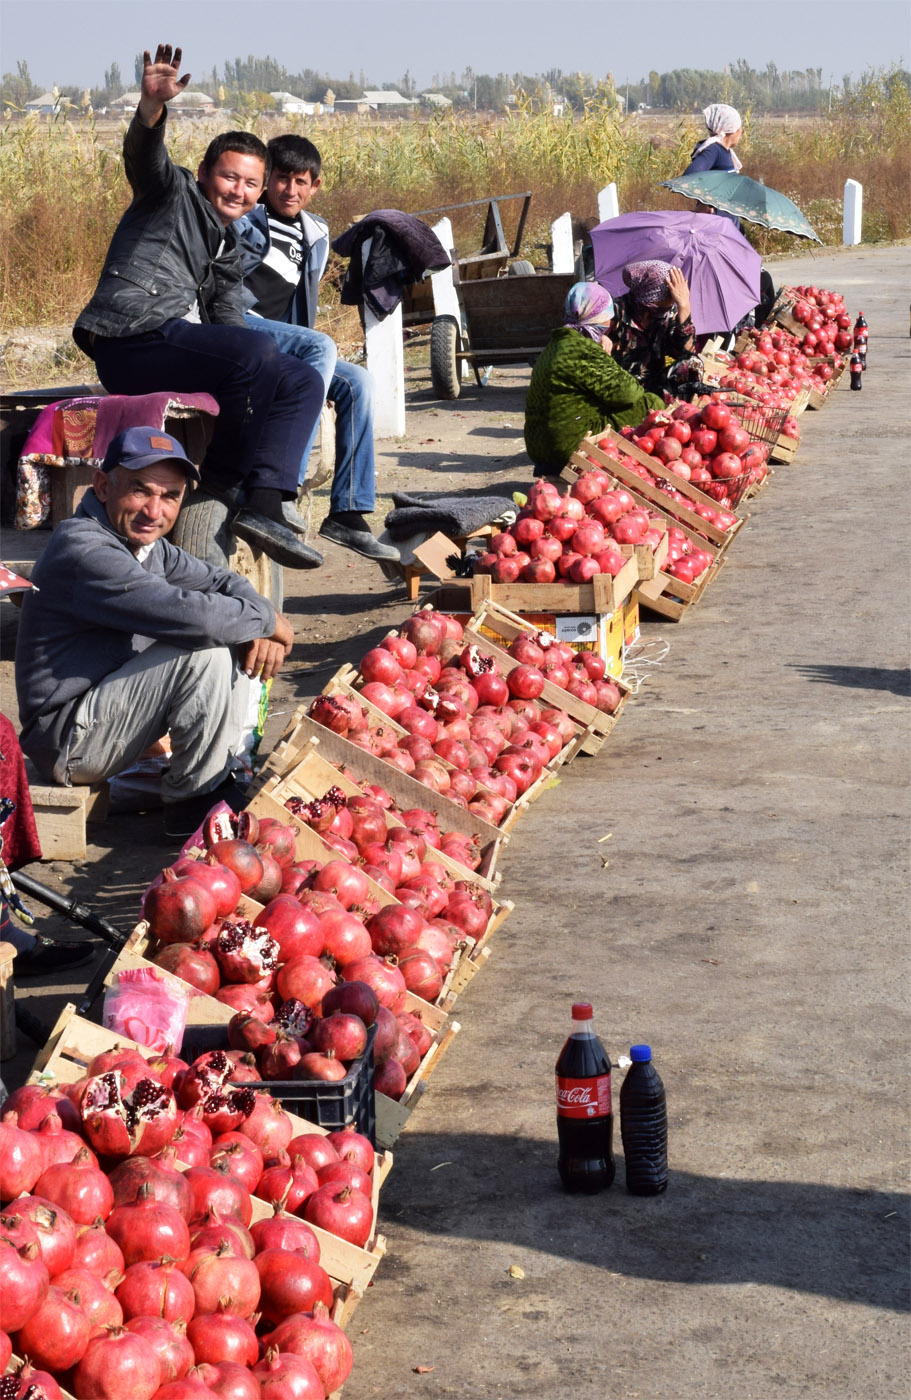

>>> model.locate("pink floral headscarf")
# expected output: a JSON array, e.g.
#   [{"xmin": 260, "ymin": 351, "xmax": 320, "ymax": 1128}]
[
  {"xmin": 622, "ymin": 260, "xmax": 673, "ymax": 308},
  {"xmin": 563, "ymin": 281, "xmax": 615, "ymax": 342}
]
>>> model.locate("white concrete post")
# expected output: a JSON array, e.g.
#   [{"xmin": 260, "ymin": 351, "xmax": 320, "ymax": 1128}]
[
  {"xmin": 362, "ymin": 237, "xmax": 406, "ymax": 437},
  {"xmin": 843, "ymin": 179, "xmax": 862, "ymax": 246},
  {"xmin": 429, "ymin": 217, "xmax": 470, "ymax": 382},
  {"xmin": 429, "ymin": 217, "xmax": 460, "ymax": 321},
  {"xmin": 550, "ymin": 212, "xmax": 574, "ymax": 273},
  {"xmin": 597, "ymin": 182, "xmax": 620, "ymax": 222}
]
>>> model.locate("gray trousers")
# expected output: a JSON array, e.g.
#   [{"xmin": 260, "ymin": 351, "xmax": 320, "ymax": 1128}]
[{"xmin": 54, "ymin": 642, "xmax": 249, "ymax": 805}]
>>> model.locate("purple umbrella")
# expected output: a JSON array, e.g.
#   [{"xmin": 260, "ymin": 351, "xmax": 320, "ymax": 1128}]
[{"xmin": 590, "ymin": 210, "xmax": 762, "ymax": 334}]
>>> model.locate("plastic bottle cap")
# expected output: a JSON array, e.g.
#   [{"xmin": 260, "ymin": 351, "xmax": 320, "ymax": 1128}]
[
  {"xmin": 629, "ymin": 1044, "xmax": 652, "ymax": 1061},
  {"xmin": 571, "ymin": 1002, "xmax": 593, "ymax": 1020}
]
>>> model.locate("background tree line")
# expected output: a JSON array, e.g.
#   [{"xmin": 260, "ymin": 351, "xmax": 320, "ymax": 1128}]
[{"xmin": 3, "ymin": 52, "xmax": 909, "ymax": 115}]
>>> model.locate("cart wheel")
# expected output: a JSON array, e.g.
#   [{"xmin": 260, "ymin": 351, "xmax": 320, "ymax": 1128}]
[
  {"xmin": 430, "ymin": 315, "xmax": 462, "ymax": 400},
  {"xmin": 508, "ymin": 259, "xmax": 536, "ymax": 277},
  {"xmin": 171, "ymin": 490, "xmax": 284, "ymax": 611}
]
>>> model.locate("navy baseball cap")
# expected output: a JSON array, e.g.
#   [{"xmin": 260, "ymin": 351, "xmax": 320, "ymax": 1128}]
[{"xmin": 101, "ymin": 427, "xmax": 201, "ymax": 483}]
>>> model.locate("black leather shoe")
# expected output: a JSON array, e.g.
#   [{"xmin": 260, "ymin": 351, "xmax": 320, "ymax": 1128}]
[
  {"xmin": 282, "ymin": 501, "xmax": 310, "ymax": 535},
  {"xmin": 230, "ymin": 509, "xmax": 323, "ymax": 569},
  {"xmin": 319, "ymin": 517, "xmax": 401, "ymax": 563},
  {"xmin": 163, "ymin": 775, "xmax": 250, "ymax": 840},
  {"xmin": 15, "ymin": 937, "xmax": 97, "ymax": 977}
]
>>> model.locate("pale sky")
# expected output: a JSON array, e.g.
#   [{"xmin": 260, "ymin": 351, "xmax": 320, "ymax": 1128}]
[{"xmin": 2, "ymin": 0, "xmax": 909, "ymax": 92}]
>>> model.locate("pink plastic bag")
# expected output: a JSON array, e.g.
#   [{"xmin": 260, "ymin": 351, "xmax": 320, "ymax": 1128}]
[{"xmin": 102, "ymin": 966, "xmax": 189, "ymax": 1055}]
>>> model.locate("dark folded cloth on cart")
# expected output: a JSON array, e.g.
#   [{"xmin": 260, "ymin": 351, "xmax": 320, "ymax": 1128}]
[{"xmin": 384, "ymin": 491, "xmax": 516, "ymax": 541}]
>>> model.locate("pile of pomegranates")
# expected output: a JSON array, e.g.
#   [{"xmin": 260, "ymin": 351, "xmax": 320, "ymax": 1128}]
[
  {"xmin": 704, "ymin": 289, "xmax": 850, "ymax": 411},
  {"xmin": 306, "ymin": 609, "xmax": 618, "ymax": 824},
  {"xmin": 783, "ymin": 282, "xmax": 853, "ymax": 349},
  {"xmin": 1, "ymin": 1052, "xmax": 369, "ymax": 1398},
  {"xmin": 139, "ymin": 809, "xmax": 472, "ymax": 1085},
  {"xmin": 472, "ymin": 476, "xmax": 666, "ymax": 587},
  {"xmin": 612, "ymin": 402, "xmax": 772, "ymax": 504},
  {"xmin": 507, "ymin": 467, "xmax": 721, "ymax": 593}
]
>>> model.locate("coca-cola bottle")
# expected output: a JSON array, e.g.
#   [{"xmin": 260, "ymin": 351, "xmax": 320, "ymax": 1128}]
[
  {"xmin": 850, "ymin": 353, "xmax": 863, "ymax": 390},
  {"xmin": 555, "ymin": 1002, "xmax": 615, "ymax": 1193}
]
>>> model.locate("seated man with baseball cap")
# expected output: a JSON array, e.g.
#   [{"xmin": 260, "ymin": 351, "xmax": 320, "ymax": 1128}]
[{"xmin": 15, "ymin": 427, "xmax": 294, "ymax": 839}]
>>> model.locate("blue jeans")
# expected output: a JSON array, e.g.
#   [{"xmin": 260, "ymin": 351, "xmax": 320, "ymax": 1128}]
[
  {"xmin": 244, "ymin": 314, "xmax": 376, "ymax": 513},
  {"xmin": 92, "ymin": 320, "xmax": 323, "ymax": 497}
]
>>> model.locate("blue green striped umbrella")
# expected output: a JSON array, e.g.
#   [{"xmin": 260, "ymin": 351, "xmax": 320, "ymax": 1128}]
[{"xmin": 661, "ymin": 171, "xmax": 822, "ymax": 242}]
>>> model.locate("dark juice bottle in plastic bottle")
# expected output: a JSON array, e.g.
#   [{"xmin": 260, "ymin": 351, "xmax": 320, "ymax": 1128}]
[
  {"xmin": 555, "ymin": 1002, "xmax": 615, "ymax": 1193},
  {"xmin": 620, "ymin": 1044, "xmax": 668, "ymax": 1196}
]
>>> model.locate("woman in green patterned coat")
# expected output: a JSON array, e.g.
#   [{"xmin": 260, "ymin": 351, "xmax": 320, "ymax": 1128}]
[{"xmin": 524, "ymin": 282, "xmax": 664, "ymax": 474}]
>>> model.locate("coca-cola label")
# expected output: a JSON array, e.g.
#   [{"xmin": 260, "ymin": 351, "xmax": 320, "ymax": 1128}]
[{"xmin": 556, "ymin": 1072, "xmax": 612, "ymax": 1118}]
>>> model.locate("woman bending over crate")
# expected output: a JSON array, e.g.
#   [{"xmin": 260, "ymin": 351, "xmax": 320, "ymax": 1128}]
[{"xmin": 523, "ymin": 282, "xmax": 665, "ymax": 476}]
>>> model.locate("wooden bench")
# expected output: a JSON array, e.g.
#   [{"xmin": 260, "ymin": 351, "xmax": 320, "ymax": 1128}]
[{"xmin": 24, "ymin": 761, "xmax": 108, "ymax": 862}]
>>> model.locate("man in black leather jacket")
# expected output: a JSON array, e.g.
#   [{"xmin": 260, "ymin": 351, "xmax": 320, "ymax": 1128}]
[{"xmin": 72, "ymin": 44, "xmax": 323, "ymax": 571}]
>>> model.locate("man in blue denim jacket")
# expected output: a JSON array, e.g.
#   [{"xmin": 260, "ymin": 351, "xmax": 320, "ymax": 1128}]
[{"xmin": 236, "ymin": 135, "xmax": 399, "ymax": 564}]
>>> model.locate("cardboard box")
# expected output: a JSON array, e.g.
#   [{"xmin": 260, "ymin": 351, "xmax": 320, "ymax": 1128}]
[
  {"xmin": 622, "ymin": 595, "xmax": 640, "ymax": 651},
  {"xmin": 473, "ymin": 607, "xmax": 623, "ymax": 678}
]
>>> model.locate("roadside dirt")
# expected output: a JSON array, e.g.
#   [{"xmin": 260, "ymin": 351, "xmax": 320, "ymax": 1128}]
[{"xmin": 1, "ymin": 245, "xmax": 909, "ymax": 1400}]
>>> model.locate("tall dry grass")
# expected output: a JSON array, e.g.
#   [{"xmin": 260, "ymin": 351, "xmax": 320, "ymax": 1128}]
[{"xmin": 2, "ymin": 73, "xmax": 908, "ymax": 338}]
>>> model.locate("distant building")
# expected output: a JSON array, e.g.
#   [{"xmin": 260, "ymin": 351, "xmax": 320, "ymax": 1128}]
[
  {"xmin": 361, "ymin": 90, "xmax": 416, "ymax": 108},
  {"xmin": 421, "ymin": 92, "xmax": 452, "ymax": 108},
  {"xmin": 335, "ymin": 89, "xmax": 417, "ymax": 114},
  {"xmin": 270, "ymin": 91, "xmax": 318, "ymax": 115},
  {"xmin": 170, "ymin": 90, "xmax": 215, "ymax": 114},
  {"xmin": 110, "ymin": 91, "xmax": 142, "ymax": 110},
  {"xmin": 25, "ymin": 92, "xmax": 67, "ymax": 115}
]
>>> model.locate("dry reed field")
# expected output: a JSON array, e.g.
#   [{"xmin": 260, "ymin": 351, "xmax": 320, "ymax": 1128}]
[{"xmin": 1, "ymin": 72, "xmax": 908, "ymax": 383}]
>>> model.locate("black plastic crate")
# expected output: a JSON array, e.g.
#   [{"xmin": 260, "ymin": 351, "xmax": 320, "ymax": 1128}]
[{"xmin": 182, "ymin": 1021, "xmax": 377, "ymax": 1145}]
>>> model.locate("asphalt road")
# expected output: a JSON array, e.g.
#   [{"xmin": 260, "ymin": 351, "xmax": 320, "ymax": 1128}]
[
  {"xmin": 1, "ymin": 245, "xmax": 908, "ymax": 1400},
  {"xmin": 338, "ymin": 245, "xmax": 911, "ymax": 1400}
]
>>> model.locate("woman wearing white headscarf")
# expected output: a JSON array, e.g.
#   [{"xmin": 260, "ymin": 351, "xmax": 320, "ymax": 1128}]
[{"xmin": 682, "ymin": 103, "xmax": 744, "ymax": 226}]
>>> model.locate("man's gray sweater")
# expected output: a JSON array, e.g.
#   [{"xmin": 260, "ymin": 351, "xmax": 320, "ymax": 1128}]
[{"xmin": 15, "ymin": 490, "xmax": 276, "ymax": 780}]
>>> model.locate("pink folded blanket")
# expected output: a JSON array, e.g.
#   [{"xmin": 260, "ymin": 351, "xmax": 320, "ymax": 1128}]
[{"xmin": 21, "ymin": 390, "xmax": 219, "ymax": 461}]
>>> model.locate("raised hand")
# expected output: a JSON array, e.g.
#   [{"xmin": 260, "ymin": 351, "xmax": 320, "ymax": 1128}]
[
  {"xmin": 139, "ymin": 44, "xmax": 191, "ymax": 124},
  {"xmin": 666, "ymin": 266, "xmax": 691, "ymax": 322}
]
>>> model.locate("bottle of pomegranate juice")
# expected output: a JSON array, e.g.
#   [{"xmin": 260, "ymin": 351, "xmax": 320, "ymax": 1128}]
[
  {"xmin": 555, "ymin": 1002, "xmax": 615, "ymax": 1193},
  {"xmin": 620, "ymin": 1044, "xmax": 668, "ymax": 1196}
]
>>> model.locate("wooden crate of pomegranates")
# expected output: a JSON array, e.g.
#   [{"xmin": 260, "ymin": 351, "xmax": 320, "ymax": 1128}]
[
  {"xmin": 26, "ymin": 1005, "xmax": 390, "ymax": 1330},
  {"xmin": 247, "ymin": 760, "xmax": 513, "ymax": 1009},
  {"xmin": 468, "ymin": 549, "xmax": 639, "ymax": 616},
  {"xmin": 254, "ymin": 703, "xmax": 517, "ymax": 845},
  {"xmin": 249, "ymin": 733, "xmax": 502, "ymax": 895},
  {"xmin": 463, "ymin": 598, "xmax": 631, "ymax": 755},
  {"xmin": 252, "ymin": 711, "xmax": 507, "ymax": 886},
  {"xmin": 568, "ymin": 430, "xmax": 748, "ymax": 549},
  {"xmin": 807, "ymin": 357, "xmax": 847, "ymax": 409},
  {"xmin": 328, "ymin": 608, "xmax": 590, "ymax": 797},
  {"xmin": 306, "ymin": 661, "xmax": 563, "ymax": 833},
  {"xmin": 340, "ymin": 639, "xmax": 590, "ymax": 774},
  {"xmin": 561, "ymin": 465, "xmax": 725, "ymax": 623},
  {"xmin": 570, "ymin": 436, "xmax": 738, "ymax": 551},
  {"xmin": 243, "ymin": 786, "xmax": 502, "ymax": 1016}
]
